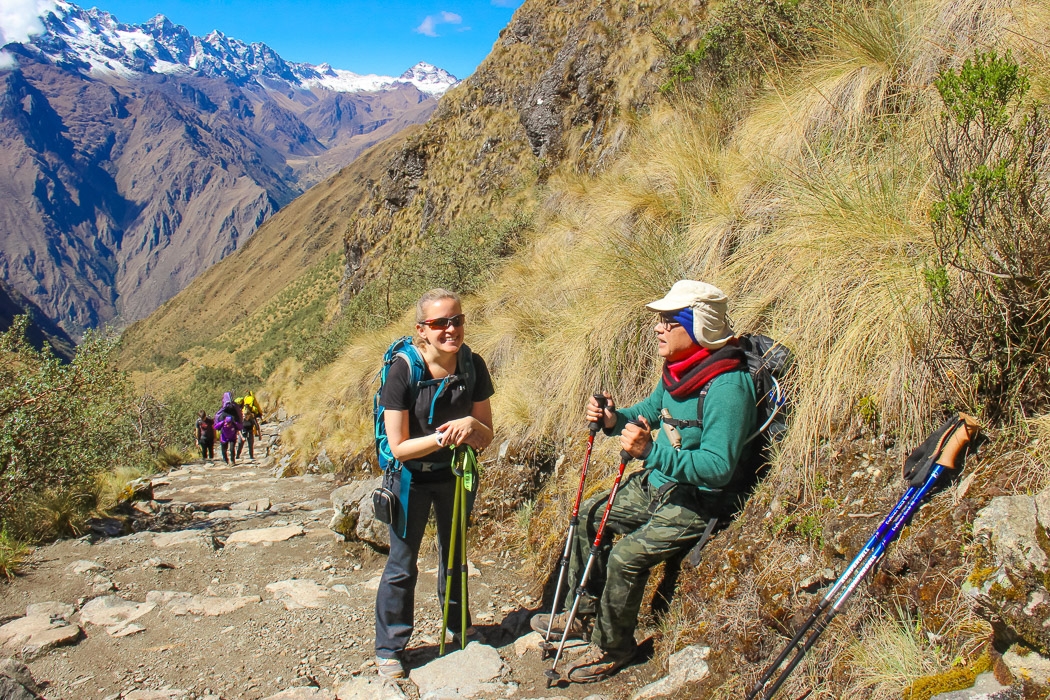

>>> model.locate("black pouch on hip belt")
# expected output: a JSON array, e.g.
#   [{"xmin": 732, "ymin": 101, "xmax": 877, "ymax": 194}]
[{"xmin": 372, "ymin": 469, "xmax": 399, "ymax": 525}]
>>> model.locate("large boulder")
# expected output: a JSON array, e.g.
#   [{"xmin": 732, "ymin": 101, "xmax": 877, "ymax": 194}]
[
  {"xmin": 409, "ymin": 642, "xmax": 508, "ymax": 698},
  {"xmin": 965, "ymin": 488, "xmax": 1050, "ymax": 655},
  {"xmin": 329, "ymin": 478, "xmax": 388, "ymax": 551}
]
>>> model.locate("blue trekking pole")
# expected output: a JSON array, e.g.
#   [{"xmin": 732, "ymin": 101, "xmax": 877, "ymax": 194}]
[
  {"xmin": 746, "ymin": 414, "xmax": 979, "ymax": 700},
  {"xmin": 744, "ymin": 484, "xmax": 919, "ymax": 699}
]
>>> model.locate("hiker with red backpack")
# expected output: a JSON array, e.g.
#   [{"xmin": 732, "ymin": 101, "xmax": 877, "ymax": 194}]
[
  {"xmin": 195, "ymin": 410, "xmax": 215, "ymax": 460},
  {"xmin": 372, "ymin": 289, "xmax": 495, "ymax": 679},
  {"xmin": 532, "ymin": 280, "xmax": 759, "ymax": 683}
]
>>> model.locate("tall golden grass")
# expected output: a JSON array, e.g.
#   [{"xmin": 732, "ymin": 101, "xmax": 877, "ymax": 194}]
[{"xmin": 281, "ymin": 0, "xmax": 1049, "ymax": 481}]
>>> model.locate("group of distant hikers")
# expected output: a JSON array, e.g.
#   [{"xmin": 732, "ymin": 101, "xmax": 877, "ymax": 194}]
[
  {"xmin": 193, "ymin": 390, "xmax": 263, "ymax": 466},
  {"xmin": 371, "ymin": 281, "xmax": 768, "ymax": 684}
]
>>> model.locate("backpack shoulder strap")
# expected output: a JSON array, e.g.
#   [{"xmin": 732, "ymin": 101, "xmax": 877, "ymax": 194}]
[
  {"xmin": 393, "ymin": 342, "xmax": 427, "ymax": 404},
  {"xmin": 457, "ymin": 343, "xmax": 477, "ymax": 397},
  {"xmin": 659, "ymin": 382, "xmax": 710, "ymax": 430},
  {"xmin": 695, "ymin": 383, "xmax": 711, "ymax": 427}
]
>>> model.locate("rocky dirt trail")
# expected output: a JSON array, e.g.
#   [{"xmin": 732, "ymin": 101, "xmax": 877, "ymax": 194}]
[{"xmin": 0, "ymin": 423, "xmax": 695, "ymax": 700}]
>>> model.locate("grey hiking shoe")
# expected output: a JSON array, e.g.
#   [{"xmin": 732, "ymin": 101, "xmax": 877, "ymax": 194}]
[
  {"xmin": 529, "ymin": 612, "xmax": 593, "ymax": 639},
  {"xmin": 376, "ymin": 656, "xmax": 405, "ymax": 679}
]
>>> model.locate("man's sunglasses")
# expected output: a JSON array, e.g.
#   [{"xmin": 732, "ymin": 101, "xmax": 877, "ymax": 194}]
[
  {"xmin": 421, "ymin": 314, "xmax": 466, "ymax": 329},
  {"xmin": 656, "ymin": 311, "xmax": 682, "ymax": 329}
]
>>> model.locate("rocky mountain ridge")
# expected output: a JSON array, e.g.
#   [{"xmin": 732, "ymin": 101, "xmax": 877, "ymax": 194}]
[
  {"xmin": 23, "ymin": 1, "xmax": 458, "ymax": 96},
  {"xmin": 0, "ymin": 1, "xmax": 457, "ymax": 338}
]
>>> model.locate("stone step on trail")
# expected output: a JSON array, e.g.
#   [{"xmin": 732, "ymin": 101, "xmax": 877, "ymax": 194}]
[
  {"xmin": 226, "ymin": 525, "xmax": 305, "ymax": 545},
  {"xmin": 0, "ymin": 604, "xmax": 82, "ymax": 660}
]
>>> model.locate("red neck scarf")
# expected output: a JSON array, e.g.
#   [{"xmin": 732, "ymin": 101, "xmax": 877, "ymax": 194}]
[{"xmin": 662, "ymin": 340, "xmax": 746, "ymax": 398}]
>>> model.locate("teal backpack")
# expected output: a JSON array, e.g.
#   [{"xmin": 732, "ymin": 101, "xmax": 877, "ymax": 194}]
[{"xmin": 373, "ymin": 336, "xmax": 477, "ymax": 472}]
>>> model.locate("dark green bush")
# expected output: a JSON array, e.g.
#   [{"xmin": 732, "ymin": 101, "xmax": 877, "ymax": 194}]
[{"xmin": 657, "ymin": 0, "xmax": 832, "ymax": 94}]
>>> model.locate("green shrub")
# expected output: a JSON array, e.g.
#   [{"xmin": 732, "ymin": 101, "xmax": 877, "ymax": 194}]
[
  {"xmin": 930, "ymin": 50, "xmax": 1050, "ymax": 419},
  {"xmin": 657, "ymin": 0, "xmax": 833, "ymax": 94},
  {"xmin": 0, "ymin": 317, "xmax": 143, "ymax": 529}
]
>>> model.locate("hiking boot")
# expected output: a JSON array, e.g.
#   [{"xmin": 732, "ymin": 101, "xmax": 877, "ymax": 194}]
[
  {"xmin": 375, "ymin": 655, "xmax": 405, "ymax": 679},
  {"xmin": 566, "ymin": 643, "xmax": 636, "ymax": 683},
  {"xmin": 529, "ymin": 612, "xmax": 593, "ymax": 640}
]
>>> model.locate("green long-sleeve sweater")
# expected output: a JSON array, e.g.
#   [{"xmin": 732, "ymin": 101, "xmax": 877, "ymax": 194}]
[{"xmin": 608, "ymin": 370, "xmax": 757, "ymax": 492}]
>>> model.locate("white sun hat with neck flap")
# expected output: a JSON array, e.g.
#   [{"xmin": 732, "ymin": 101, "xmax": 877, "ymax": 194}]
[{"xmin": 645, "ymin": 280, "xmax": 735, "ymax": 350}]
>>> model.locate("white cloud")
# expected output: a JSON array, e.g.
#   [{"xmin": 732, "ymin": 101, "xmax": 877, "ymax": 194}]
[
  {"xmin": 0, "ymin": 0, "xmax": 55, "ymax": 68},
  {"xmin": 491, "ymin": 0, "xmax": 522, "ymax": 7},
  {"xmin": 415, "ymin": 11, "xmax": 463, "ymax": 37}
]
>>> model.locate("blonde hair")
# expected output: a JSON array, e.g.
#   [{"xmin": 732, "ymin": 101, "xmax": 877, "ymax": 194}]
[{"xmin": 414, "ymin": 288, "xmax": 462, "ymax": 323}]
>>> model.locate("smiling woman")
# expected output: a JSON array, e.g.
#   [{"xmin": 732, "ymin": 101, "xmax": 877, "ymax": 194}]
[{"xmin": 373, "ymin": 287, "xmax": 495, "ymax": 678}]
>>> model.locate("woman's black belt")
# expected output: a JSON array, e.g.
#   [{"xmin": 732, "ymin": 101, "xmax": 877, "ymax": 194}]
[{"xmin": 404, "ymin": 460, "xmax": 450, "ymax": 473}]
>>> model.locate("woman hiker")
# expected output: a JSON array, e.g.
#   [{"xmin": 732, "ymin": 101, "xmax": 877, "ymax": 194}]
[
  {"xmin": 217, "ymin": 414, "xmax": 240, "ymax": 465},
  {"xmin": 373, "ymin": 289, "xmax": 495, "ymax": 679}
]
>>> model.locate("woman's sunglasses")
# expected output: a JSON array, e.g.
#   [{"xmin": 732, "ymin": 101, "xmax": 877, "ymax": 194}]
[{"xmin": 421, "ymin": 314, "xmax": 466, "ymax": 329}]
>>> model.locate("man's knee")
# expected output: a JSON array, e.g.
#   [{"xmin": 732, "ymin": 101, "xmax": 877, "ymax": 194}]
[{"xmin": 607, "ymin": 543, "xmax": 655, "ymax": 580}]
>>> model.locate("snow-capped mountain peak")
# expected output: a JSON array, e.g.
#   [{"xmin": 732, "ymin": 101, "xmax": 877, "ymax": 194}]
[
  {"xmin": 399, "ymin": 62, "xmax": 459, "ymax": 95},
  {"xmin": 17, "ymin": 1, "xmax": 459, "ymax": 95}
]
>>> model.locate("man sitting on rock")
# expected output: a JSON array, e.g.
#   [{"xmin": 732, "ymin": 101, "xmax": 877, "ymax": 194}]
[{"xmin": 531, "ymin": 280, "xmax": 757, "ymax": 682}]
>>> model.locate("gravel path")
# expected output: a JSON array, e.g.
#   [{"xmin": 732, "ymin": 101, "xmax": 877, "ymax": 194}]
[{"xmin": 1, "ymin": 431, "xmax": 664, "ymax": 699}]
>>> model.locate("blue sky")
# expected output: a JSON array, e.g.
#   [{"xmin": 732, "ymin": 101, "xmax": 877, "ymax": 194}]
[{"xmin": 85, "ymin": 0, "xmax": 525, "ymax": 78}]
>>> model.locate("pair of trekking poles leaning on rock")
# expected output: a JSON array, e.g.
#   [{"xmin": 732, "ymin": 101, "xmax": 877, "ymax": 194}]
[{"xmin": 369, "ymin": 281, "xmax": 979, "ymax": 691}]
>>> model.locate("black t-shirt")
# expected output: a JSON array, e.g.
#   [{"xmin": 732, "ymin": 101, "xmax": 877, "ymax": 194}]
[{"xmin": 379, "ymin": 349, "xmax": 495, "ymax": 468}]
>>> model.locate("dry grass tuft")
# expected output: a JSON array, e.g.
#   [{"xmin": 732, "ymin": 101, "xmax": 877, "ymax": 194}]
[
  {"xmin": 841, "ymin": 602, "xmax": 947, "ymax": 700},
  {"xmin": 95, "ymin": 465, "xmax": 155, "ymax": 512},
  {"xmin": 0, "ymin": 529, "xmax": 29, "ymax": 581}
]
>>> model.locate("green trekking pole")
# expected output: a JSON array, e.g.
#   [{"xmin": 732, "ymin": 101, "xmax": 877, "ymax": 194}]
[
  {"xmin": 459, "ymin": 461, "xmax": 469, "ymax": 650},
  {"xmin": 439, "ymin": 453, "xmax": 463, "ymax": 656}
]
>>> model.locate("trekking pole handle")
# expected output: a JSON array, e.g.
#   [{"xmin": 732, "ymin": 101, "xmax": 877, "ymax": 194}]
[
  {"xmin": 589, "ymin": 394, "xmax": 608, "ymax": 433},
  {"xmin": 936, "ymin": 413, "xmax": 980, "ymax": 471},
  {"xmin": 619, "ymin": 418, "xmax": 644, "ymax": 464}
]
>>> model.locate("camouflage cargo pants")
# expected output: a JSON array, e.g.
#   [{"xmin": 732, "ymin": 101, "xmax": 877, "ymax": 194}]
[{"xmin": 567, "ymin": 470, "xmax": 714, "ymax": 652}]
